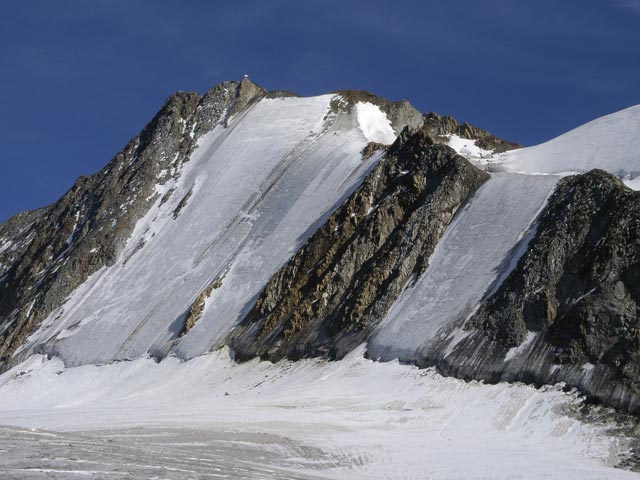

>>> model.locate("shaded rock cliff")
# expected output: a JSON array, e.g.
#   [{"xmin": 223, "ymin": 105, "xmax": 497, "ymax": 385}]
[
  {"xmin": 227, "ymin": 126, "xmax": 489, "ymax": 361},
  {"xmin": 423, "ymin": 170, "xmax": 640, "ymax": 413}
]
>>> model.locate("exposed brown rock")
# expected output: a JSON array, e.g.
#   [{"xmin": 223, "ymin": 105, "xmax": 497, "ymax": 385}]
[
  {"xmin": 180, "ymin": 271, "xmax": 227, "ymax": 337},
  {"xmin": 227, "ymin": 125, "xmax": 489, "ymax": 361},
  {"xmin": 361, "ymin": 142, "xmax": 388, "ymax": 160}
]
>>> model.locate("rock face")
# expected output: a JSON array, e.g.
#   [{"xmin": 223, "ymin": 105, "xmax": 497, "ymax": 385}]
[
  {"xmin": 179, "ymin": 271, "xmax": 227, "ymax": 338},
  {"xmin": 0, "ymin": 79, "xmax": 265, "ymax": 370},
  {"xmin": 0, "ymin": 209, "xmax": 46, "ymax": 281},
  {"xmin": 422, "ymin": 112, "xmax": 521, "ymax": 153},
  {"xmin": 472, "ymin": 170, "xmax": 639, "ymax": 352},
  {"xmin": 425, "ymin": 169, "xmax": 640, "ymax": 412},
  {"xmin": 227, "ymin": 126, "xmax": 489, "ymax": 361}
]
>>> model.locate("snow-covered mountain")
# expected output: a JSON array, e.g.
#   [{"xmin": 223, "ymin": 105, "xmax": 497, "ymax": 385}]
[{"xmin": 1, "ymin": 78, "xmax": 639, "ymax": 479}]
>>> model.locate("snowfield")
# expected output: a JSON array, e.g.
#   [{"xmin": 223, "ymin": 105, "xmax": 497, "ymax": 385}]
[{"xmin": 0, "ymin": 347, "xmax": 636, "ymax": 479}]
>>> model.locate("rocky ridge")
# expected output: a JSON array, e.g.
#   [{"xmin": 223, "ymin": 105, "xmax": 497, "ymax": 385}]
[
  {"xmin": 227, "ymin": 126, "xmax": 489, "ymax": 361},
  {"xmin": 330, "ymin": 90, "xmax": 423, "ymax": 135}
]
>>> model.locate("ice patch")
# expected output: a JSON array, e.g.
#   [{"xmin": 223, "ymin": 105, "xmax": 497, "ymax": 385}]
[
  {"xmin": 65, "ymin": 211, "xmax": 81, "ymax": 247},
  {"xmin": 0, "ymin": 239, "xmax": 14, "ymax": 254},
  {"xmin": 582, "ymin": 362, "xmax": 596, "ymax": 372},
  {"xmin": 442, "ymin": 328, "xmax": 472, "ymax": 357},
  {"xmin": 355, "ymin": 102, "xmax": 396, "ymax": 144},
  {"xmin": 447, "ymin": 134, "xmax": 493, "ymax": 160},
  {"xmin": 624, "ymin": 175, "xmax": 640, "ymax": 191}
]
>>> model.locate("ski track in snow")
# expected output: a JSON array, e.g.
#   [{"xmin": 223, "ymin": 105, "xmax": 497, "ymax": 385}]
[{"xmin": 0, "ymin": 347, "xmax": 635, "ymax": 479}]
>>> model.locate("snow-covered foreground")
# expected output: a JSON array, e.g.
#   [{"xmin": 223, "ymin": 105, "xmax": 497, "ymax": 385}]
[
  {"xmin": 0, "ymin": 348, "xmax": 635, "ymax": 479},
  {"xmin": 0, "ymin": 426, "xmax": 328, "ymax": 480}
]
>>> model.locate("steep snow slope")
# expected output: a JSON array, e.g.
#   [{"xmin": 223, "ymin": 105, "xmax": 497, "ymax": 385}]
[
  {"xmin": 15, "ymin": 95, "xmax": 392, "ymax": 366},
  {"xmin": 0, "ymin": 348, "xmax": 635, "ymax": 479},
  {"xmin": 369, "ymin": 173, "xmax": 559, "ymax": 361},
  {"xmin": 493, "ymin": 105, "xmax": 640, "ymax": 186}
]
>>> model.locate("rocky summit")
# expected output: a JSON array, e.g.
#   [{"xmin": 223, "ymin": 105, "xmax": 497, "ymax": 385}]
[{"xmin": 1, "ymin": 78, "xmax": 640, "ymax": 478}]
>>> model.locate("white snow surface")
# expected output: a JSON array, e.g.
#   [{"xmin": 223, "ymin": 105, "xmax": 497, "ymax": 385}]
[
  {"xmin": 447, "ymin": 134, "xmax": 493, "ymax": 160},
  {"xmin": 354, "ymin": 102, "xmax": 396, "ymax": 144},
  {"xmin": 0, "ymin": 347, "xmax": 634, "ymax": 479},
  {"xmin": 493, "ymin": 105, "xmax": 640, "ymax": 187},
  {"xmin": 18, "ymin": 94, "xmax": 386, "ymax": 366}
]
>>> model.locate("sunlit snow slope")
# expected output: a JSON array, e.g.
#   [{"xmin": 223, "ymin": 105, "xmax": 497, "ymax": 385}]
[
  {"xmin": 16, "ymin": 94, "xmax": 395, "ymax": 367},
  {"xmin": 371, "ymin": 104, "xmax": 640, "ymax": 362},
  {"xmin": 493, "ymin": 105, "xmax": 640, "ymax": 185}
]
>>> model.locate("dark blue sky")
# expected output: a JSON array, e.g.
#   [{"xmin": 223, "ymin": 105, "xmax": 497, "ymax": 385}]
[{"xmin": 1, "ymin": 0, "xmax": 639, "ymax": 222}]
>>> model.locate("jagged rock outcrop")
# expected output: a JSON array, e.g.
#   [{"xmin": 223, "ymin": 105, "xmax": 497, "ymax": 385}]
[
  {"xmin": 361, "ymin": 142, "xmax": 387, "ymax": 160},
  {"xmin": 193, "ymin": 78, "xmax": 267, "ymax": 137},
  {"xmin": 0, "ymin": 79, "xmax": 265, "ymax": 370},
  {"xmin": 0, "ymin": 209, "xmax": 46, "ymax": 280},
  {"xmin": 424, "ymin": 170, "xmax": 640, "ymax": 412},
  {"xmin": 227, "ymin": 126, "xmax": 489, "ymax": 361},
  {"xmin": 422, "ymin": 112, "xmax": 520, "ymax": 153}
]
